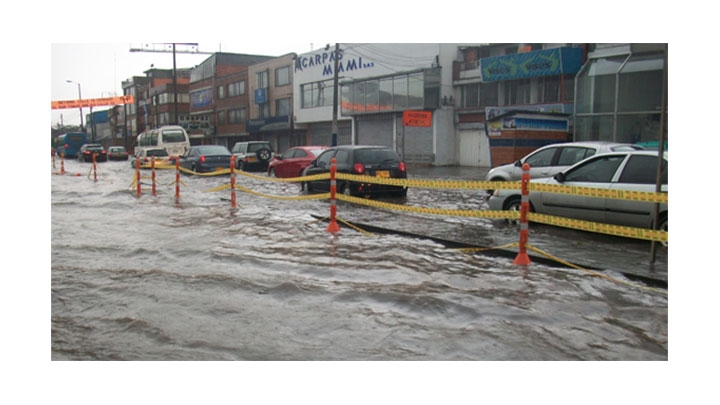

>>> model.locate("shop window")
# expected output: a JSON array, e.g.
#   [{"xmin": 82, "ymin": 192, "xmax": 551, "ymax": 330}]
[{"xmin": 618, "ymin": 53, "xmax": 664, "ymax": 113}]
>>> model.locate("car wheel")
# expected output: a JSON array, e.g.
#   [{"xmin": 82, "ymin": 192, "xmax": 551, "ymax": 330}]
[
  {"xmin": 192, "ymin": 164, "xmax": 197, "ymax": 173},
  {"xmin": 341, "ymin": 183, "xmax": 354, "ymax": 197},
  {"xmin": 503, "ymin": 196, "xmax": 523, "ymax": 225},
  {"xmin": 256, "ymin": 148, "xmax": 272, "ymax": 162},
  {"xmin": 268, "ymin": 167, "xmax": 276, "ymax": 177}
]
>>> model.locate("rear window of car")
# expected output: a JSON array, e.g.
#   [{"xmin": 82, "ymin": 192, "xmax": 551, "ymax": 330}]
[
  {"xmin": 85, "ymin": 145, "xmax": 104, "ymax": 151},
  {"xmin": 147, "ymin": 149, "xmax": 168, "ymax": 157},
  {"xmin": 196, "ymin": 146, "xmax": 230, "ymax": 155},
  {"xmin": 247, "ymin": 143, "xmax": 272, "ymax": 153},
  {"xmin": 354, "ymin": 149, "xmax": 399, "ymax": 164}
]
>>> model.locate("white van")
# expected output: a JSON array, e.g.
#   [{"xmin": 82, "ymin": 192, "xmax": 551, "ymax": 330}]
[{"xmin": 136, "ymin": 125, "xmax": 190, "ymax": 158}]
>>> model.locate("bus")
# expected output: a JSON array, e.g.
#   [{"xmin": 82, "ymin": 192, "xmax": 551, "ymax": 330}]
[
  {"xmin": 136, "ymin": 125, "xmax": 190, "ymax": 158},
  {"xmin": 56, "ymin": 132, "xmax": 87, "ymax": 158}
]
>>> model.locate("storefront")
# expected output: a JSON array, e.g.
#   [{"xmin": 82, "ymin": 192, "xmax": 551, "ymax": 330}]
[
  {"xmin": 574, "ymin": 44, "xmax": 667, "ymax": 145},
  {"xmin": 293, "ymin": 44, "xmax": 456, "ymax": 165}
]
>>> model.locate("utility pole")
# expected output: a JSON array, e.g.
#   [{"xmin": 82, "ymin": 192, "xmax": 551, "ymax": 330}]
[
  {"xmin": 129, "ymin": 43, "xmax": 212, "ymax": 125},
  {"xmin": 331, "ymin": 43, "xmax": 339, "ymax": 147}
]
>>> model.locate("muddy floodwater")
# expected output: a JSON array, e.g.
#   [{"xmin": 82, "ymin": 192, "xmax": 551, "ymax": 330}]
[{"xmin": 48, "ymin": 158, "xmax": 668, "ymax": 362}]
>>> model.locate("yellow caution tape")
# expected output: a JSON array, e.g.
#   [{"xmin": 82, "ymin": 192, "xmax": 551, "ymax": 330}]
[
  {"xmin": 528, "ymin": 213, "xmax": 667, "ymax": 243},
  {"xmin": 235, "ymin": 170, "xmax": 331, "ymax": 183},
  {"xmin": 530, "ymin": 183, "xmax": 667, "ymax": 203},
  {"xmin": 336, "ymin": 194, "xmax": 517, "ymax": 219}
]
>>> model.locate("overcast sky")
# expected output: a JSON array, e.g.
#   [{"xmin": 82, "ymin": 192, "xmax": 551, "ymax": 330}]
[{"xmin": 50, "ymin": 42, "xmax": 327, "ymax": 127}]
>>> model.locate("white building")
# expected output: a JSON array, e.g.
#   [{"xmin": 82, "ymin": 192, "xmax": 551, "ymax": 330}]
[{"xmin": 293, "ymin": 43, "xmax": 460, "ymax": 165}]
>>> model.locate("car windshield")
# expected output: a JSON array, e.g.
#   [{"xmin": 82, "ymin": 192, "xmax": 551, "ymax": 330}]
[
  {"xmin": 355, "ymin": 149, "xmax": 399, "ymax": 164},
  {"xmin": 196, "ymin": 146, "xmax": 230, "ymax": 155}
]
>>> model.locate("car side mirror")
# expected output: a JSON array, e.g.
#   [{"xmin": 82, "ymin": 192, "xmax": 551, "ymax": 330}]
[
  {"xmin": 554, "ymin": 172, "xmax": 566, "ymax": 182},
  {"xmin": 514, "ymin": 160, "xmax": 522, "ymax": 167}
]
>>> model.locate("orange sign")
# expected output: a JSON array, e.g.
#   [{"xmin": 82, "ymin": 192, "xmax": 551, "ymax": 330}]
[
  {"xmin": 51, "ymin": 95, "xmax": 135, "ymax": 110},
  {"xmin": 402, "ymin": 110, "xmax": 432, "ymax": 127}
]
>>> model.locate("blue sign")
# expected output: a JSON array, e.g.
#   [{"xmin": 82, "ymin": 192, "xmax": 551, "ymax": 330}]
[
  {"xmin": 190, "ymin": 88, "xmax": 213, "ymax": 108},
  {"xmin": 254, "ymin": 88, "xmax": 267, "ymax": 104},
  {"xmin": 480, "ymin": 47, "xmax": 583, "ymax": 82}
]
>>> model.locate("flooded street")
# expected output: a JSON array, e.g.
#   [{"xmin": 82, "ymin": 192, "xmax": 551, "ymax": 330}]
[{"xmin": 49, "ymin": 158, "xmax": 668, "ymax": 361}]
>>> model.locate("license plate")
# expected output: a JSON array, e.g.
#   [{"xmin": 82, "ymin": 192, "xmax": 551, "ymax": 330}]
[{"xmin": 376, "ymin": 170, "xmax": 390, "ymax": 178}]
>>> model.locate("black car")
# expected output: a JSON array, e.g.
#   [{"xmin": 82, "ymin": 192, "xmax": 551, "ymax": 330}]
[
  {"xmin": 303, "ymin": 145, "xmax": 408, "ymax": 197},
  {"xmin": 179, "ymin": 145, "xmax": 233, "ymax": 173},
  {"xmin": 77, "ymin": 144, "xmax": 107, "ymax": 162}
]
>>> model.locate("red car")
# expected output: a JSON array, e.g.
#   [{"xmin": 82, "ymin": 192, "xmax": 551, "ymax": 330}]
[{"xmin": 268, "ymin": 146, "xmax": 329, "ymax": 178}]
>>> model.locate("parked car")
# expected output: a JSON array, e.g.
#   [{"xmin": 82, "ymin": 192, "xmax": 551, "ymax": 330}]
[
  {"xmin": 107, "ymin": 146, "xmax": 129, "ymax": 161},
  {"xmin": 77, "ymin": 143, "xmax": 107, "ymax": 162},
  {"xmin": 179, "ymin": 145, "xmax": 233, "ymax": 173},
  {"xmin": 302, "ymin": 145, "xmax": 408, "ymax": 197},
  {"xmin": 484, "ymin": 141, "xmax": 642, "ymax": 193},
  {"xmin": 268, "ymin": 146, "xmax": 329, "ymax": 178},
  {"xmin": 130, "ymin": 148, "xmax": 171, "ymax": 168},
  {"xmin": 488, "ymin": 150, "xmax": 668, "ymax": 239},
  {"xmin": 231, "ymin": 141, "xmax": 274, "ymax": 171}
]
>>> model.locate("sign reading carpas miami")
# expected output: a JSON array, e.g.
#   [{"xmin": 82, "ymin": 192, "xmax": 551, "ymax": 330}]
[{"xmin": 480, "ymin": 47, "xmax": 583, "ymax": 82}]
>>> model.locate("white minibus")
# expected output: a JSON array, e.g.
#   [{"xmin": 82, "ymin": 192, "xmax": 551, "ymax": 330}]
[{"xmin": 136, "ymin": 125, "xmax": 190, "ymax": 158}]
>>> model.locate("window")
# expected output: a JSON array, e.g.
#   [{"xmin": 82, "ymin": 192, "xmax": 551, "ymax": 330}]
[
  {"xmin": 556, "ymin": 147, "xmax": 595, "ymax": 166},
  {"xmin": 217, "ymin": 85, "xmax": 225, "ymax": 100},
  {"xmin": 301, "ymin": 80, "xmax": 333, "ymax": 108},
  {"xmin": 257, "ymin": 70, "xmax": 269, "ymax": 89},
  {"xmin": 228, "ymin": 81, "xmax": 245, "ymax": 97},
  {"xmin": 258, "ymin": 103, "xmax": 270, "ymax": 119},
  {"xmin": 316, "ymin": 150, "xmax": 334, "ymax": 169},
  {"xmin": 565, "ymin": 155, "xmax": 625, "ymax": 183},
  {"xmin": 504, "ymin": 79, "xmax": 531, "ymax": 105},
  {"xmin": 229, "ymin": 108, "xmax": 246, "ymax": 124},
  {"xmin": 275, "ymin": 66, "xmax": 291, "ymax": 86},
  {"xmin": 525, "ymin": 147, "xmax": 557, "ymax": 167},
  {"xmin": 618, "ymin": 155, "xmax": 666, "ymax": 184},
  {"xmin": 276, "ymin": 98, "xmax": 291, "ymax": 117},
  {"xmin": 217, "ymin": 110, "xmax": 225, "ymax": 126}
]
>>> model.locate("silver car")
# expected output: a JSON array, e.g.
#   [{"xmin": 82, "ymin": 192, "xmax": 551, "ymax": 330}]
[
  {"xmin": 488, "ymin": 150, "xmax": 668, "ymax": 233},
  {"xmin": 484, "ymin": 141, "xmax": 642, "ymax": 187}
]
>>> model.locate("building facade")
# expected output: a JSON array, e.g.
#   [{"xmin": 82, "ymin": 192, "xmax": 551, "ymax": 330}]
[
  {"xmin": 188, "ymin": 53, "xmax": 275, "ymax": 149},
  {"xmin": 246, "ymin": 53, "xmax": 299, "ymax": 153},
  {"xmin": 293, "ymin": 43, "xmax": 457, "ymax": 165},
  {"xmin": 111, "ymin": 43, "xmax": 667, "ymax": 166}
]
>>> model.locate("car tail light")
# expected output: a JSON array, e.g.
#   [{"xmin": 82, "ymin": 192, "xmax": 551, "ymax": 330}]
[
  {"xmin": 353, "ymin": 163, "xmax": 365, "ymax": 174},
  {"xmin": 398, "ymin": 162, "xmax": 406, "ymax": 172},
  {"xmin": 143, "ymin": 157, "xmax": 149, "ymax": 162},
  {"xmin": 64, "ymin": 143, "xmax": 69, "ymax": 149},
  {"xmin": 200, "ymin": 155, "xmax": 206, "ymax": 163}
]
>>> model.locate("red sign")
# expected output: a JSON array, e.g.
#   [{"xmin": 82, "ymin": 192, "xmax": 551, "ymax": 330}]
[
  {"xmin": 51, "ymin": 95, "xmax": 135, "ymax": 110},
  {"xmin": 402, "ymin": 110, "xmax": 432, "ymax": 127}
]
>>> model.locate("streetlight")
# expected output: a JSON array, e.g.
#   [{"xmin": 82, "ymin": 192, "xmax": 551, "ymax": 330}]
[{"xmin": 66, "ymin": 80, "xmax": 84, "ymax": 132}]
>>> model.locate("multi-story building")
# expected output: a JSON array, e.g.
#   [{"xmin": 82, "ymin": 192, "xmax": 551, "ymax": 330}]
[
  {"xmin": 188, "ymin": 53, "xmax": 275, "ymax": 149},
  {"xmin": 246, "ymin": 53, "xmax": 298, "ymax": 153},
  {"xmin": 114, "ymin": 43, "xmax": 666, "ymax": 166},
  {"xmin": 293, "ymin": 44, "xmax": 455, "ymax": 165}
]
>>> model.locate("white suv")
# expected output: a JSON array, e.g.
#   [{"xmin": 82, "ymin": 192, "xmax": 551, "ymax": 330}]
[{"xmin": 231, "ymin": 141, "xmax": 274, "ymax": 171}]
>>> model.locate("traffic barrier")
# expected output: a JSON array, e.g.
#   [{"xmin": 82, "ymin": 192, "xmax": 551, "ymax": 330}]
[
  {"xmin": 326, "ymin": 158, "xmax": 340, "ymax": 233},
  {"xmin": 513, "ymin": 163, "xmax": 531, "ymax": 265},
  {"xmin": 151, "ymin": 157, "xmax": 157, "ymax": 196},
  {"xmin": 135, "ymin": 154, "xmax": 142, "ymax": 197},
  {"xmin": 230, "ymin": 156, "xmax": 237, "ymax": 208}
]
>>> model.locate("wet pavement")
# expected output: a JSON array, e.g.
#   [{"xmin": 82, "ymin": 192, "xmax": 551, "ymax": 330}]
[{"xmin": 49, "ymin": 158, "xmax": 668, "ymax": 361}]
